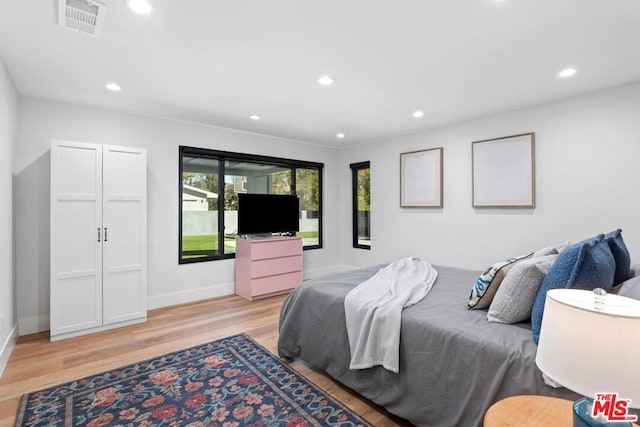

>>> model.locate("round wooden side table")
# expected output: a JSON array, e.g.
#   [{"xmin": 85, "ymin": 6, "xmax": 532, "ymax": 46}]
[
  {"xmin": 485, "ymin": 395, "xmax": 639, "ymax": 427},
  {"xmin": 484, "ymin": 395, "xmax": 573, "ymax": 426}
]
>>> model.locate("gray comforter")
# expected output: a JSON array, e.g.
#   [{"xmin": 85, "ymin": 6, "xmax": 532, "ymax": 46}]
[{"xmin": 277, "ymin": 265, "xmax": 578, "ymax": 427}]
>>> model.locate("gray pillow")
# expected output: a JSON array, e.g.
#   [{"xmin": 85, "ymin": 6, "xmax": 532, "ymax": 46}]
[
  {"xmin": 487, "ymin": 254, "xmax": 557, "ymax": 324},
  {"xmin": 532, "ymin": 241, "xmax": 570, "ymax": 258},
  {"xmin": 613, "ymin": 275, "xmax": 640, "ymax": 300},
  {"xmin": 630, "ymin": 263, "xmax": 640, "ymax": 278}
]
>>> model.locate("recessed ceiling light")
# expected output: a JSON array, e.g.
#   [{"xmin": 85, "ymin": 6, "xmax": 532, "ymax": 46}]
[
  {"xmin": 318, "ymin": 75, "xmax": 335, "ymax": 86},
  {"xmin": 105, "ymin": 82, "xmax": 122, "ymax": 92},
  {"xmin": 413, "ymin": 110, "xmax": 424, "ymax": 118},
  {"xmin": 126, "ymin": 0, "xmax": 152, "ymax": 14},
  {"xmin": 249, "ymin": 115, "xmax": 261, "ymax": 120},
  {"xmin": 336, "ymin": 133, "xmax": 345, "ymax": 139},
  {"xmin": 558, "ymin": 68, "xmax": 577, "ymax": 78}
]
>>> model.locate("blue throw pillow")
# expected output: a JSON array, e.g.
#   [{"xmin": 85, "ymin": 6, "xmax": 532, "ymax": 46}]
[
  {"xmin": 531, "ymin": 234, "xmax": 615, "ymax": 343},
  {"xmin": 604, "ymin": 229, "xmax": 631, "ymax": 285}
]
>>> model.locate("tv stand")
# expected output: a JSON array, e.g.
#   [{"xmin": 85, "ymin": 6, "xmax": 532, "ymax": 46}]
[{"xmin": 235, "ymin": 236, "xmax": 303, "ymax": 301}]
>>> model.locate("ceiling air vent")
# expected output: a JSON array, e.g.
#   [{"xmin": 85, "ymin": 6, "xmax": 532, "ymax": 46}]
[{"xmin": 58, "ymin": 0, "xmax": 106, "ymax": 38}]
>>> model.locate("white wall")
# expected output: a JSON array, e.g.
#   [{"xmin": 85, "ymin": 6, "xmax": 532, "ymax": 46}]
[
  {"xmin": 0, "ymin": 57, "xmax": 18, "ymax": 375},
  {"xmin": 14, "ymin": 83, "xmax": 640, "ymax": 336},
  {"xmin": 15, "ymin": 97, "xmax": 341, "ymax": 335},
  {"xmin": 340, "ymin": 83, "xmax": 640, "ymax": 270}
]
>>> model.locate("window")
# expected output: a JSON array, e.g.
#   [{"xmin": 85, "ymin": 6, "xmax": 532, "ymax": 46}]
[
  {"xmin": 180, "ymin": 146, "xmax": 323, "ymax": 263},
  {"xmin": 181, "ymin": 155, "xmax": 221, "ymax": 259},
  {"xmin": 295, "ymin": 168, "xmax": 321, "ymax": 246},
  {"xmin": 350, "ymin": 161, "xmax": 370, "ymax": 249}
]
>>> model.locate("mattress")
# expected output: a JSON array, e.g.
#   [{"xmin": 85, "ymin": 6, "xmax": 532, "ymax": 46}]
[{"xmin": 277, "ymin": 264, "xmax": 578, "ymax": 427}]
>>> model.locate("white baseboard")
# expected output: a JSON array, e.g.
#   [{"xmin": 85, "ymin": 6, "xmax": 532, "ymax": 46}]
[
  {"xmin": 303, "ymin": 264, "xmax": 351, "ymax": 280},
  {"xmin": 16, "ymin": 264, "xmax": 349, "ymax": 335},
  {"xmin": 148, "ymin": 264, "xmax": 347, "ymax": 309},
  {"xmin": 147, "ymin": 282, "xmax": 235, "ymax": 310},
  {"xmin": 50, "ymin": 317, "xmax": 146, "ymax": 342},
  {"xmin": 320, "ymin": 264, "xmax": 362, "ymax": 276},
  {"xmin": 0, "ymin": 324, "xmax": 18, "ymax": 378},
  {"xmin": 333, "ymin": 264, "xmax": 362, "ymax": 274},
  {"xmin": 18, "ymin": 315, "xmax": 49, "ymax": 336}
]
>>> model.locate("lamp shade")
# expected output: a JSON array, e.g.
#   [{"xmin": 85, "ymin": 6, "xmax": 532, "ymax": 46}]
[{"xmin": 535, "ymin": 289, "xmax": 640, "ymax": 409}]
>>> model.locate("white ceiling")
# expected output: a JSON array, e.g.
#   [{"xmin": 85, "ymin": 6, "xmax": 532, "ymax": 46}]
[{"xmin": 1, "ymin": 1, "xmax": 639, "ymax": 147}]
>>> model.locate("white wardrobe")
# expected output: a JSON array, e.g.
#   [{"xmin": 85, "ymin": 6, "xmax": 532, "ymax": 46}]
[{"xmin": 50, "ymin": 140, "xmax": 147, "ymax": 340}]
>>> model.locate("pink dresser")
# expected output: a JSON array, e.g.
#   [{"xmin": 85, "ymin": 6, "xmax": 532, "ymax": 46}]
[{"xmin": 234, "ymin": 236, "xmax": 303, "ymax": 301}]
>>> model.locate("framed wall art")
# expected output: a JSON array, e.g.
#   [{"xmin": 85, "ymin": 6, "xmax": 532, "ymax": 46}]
[
  {"xmin": 472, "ymin": 132, "xmax": 535, "ymax": 208},
  {"xmin": 400, "ymin": 147, "xmax": 443, "ymax": 207}
]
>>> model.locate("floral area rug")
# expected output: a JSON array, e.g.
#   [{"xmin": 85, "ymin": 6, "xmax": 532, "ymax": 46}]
[{"xmin": 16, "ymin": 334, "xmax": 370, "ymax": 427}]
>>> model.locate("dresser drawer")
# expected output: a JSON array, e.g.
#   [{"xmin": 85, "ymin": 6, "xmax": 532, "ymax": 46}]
[
  {"xmin": 251, "ymin": 255, "xmax": 302, "ymax": 278},
  {"xmin": 250, "ymin": 238, "xmax": 302, "ymax": 260},
  {"xmin": 251, "ymin": 271, "xmax": 303, "ymax": 298}
]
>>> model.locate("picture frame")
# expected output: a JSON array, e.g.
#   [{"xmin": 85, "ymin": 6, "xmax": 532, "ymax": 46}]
[
  {"xmin": 400, "ymin": 147, "xmax": 443, "ymax": 207},
  {"xmin": 472, "ymin": 132, "xmax": 535, "ymax": 208}
]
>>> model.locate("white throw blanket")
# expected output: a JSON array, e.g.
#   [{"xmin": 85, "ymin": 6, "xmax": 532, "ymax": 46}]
[{"xmin": 344, "ymin": 257, "xmax": 438, "ymax": 373}]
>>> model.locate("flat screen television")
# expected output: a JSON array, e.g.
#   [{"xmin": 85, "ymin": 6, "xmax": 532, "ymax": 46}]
[{"xmin": 237, "ymin": 193, "xmax": 300, "ymax": 235}]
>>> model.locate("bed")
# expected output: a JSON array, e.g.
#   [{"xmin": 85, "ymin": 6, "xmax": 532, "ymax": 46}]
[{"xmin": 277, "ymin": 264, "xmax": 579, "ymax": 427}]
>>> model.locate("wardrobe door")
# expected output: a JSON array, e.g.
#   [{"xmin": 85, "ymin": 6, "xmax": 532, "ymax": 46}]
[
  {"xmin": 50, "ymin": 141, "xmax": 103, "ymax": 337},
  {"xmin": 102, "ymin": 145, "xmax": 147, "ymax": 324}
]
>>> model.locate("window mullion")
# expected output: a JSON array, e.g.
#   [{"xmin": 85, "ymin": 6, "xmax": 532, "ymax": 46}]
[{"xmin": 291, "ymin": 167, "xmax": 296, "ymax": 195}]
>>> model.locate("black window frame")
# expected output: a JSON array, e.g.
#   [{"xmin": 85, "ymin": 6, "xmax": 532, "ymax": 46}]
[
  {"xmin": 179, "ymin": 146, "xmax": 324, "ymax": 264},
  {"xmin": 350, "ymin": 161, "xmax": 371, "ymax": 250}
]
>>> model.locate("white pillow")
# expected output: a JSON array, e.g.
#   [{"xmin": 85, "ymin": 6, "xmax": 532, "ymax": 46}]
[
  {"xmin": 613, "ymin": 275, "xmax": 640, "ymax": 300},
  {"xmin": 532, "ymin": 241, "xmax": 570, "ymax": 258}
]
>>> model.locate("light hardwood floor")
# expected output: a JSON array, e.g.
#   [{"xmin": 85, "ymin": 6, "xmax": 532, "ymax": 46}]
[{"xmin": 0, "ymin": 293, "xmax": 408, "ymax": 427}]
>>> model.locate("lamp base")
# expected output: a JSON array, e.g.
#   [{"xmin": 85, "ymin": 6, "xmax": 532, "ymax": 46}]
[{"xmin": 573, "ymin": 397, "xmax": 633, "ymax": 427}]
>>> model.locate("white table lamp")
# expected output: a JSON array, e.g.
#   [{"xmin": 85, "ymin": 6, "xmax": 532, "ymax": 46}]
[{"xmin": 535, "ymin": 288, "xmax": 640, "ymax": 426}]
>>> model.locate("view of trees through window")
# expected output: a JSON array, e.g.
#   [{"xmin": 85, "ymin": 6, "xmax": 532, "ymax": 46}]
[
  {"xmin": 351, "ymin": 162, "xmax": 371, "ymax": 249},
  {"xmin": 295, "ymin": 168, "xmax": 320, "ymax": 246},
  {"xmin": 270, "ymin": 170, "xmax": 291, "ymax": 194},
  {"xmin": 180, "ymin": 147, "xmax": 323, "ymax": 263},
  {"xmin": 181, "ymin": 157, "xmax": 222, "ymax": 259}
]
